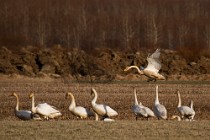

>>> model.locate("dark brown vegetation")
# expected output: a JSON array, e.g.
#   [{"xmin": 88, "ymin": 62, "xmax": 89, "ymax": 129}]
[{"xmin": 1, "ymin": 0, "xmax": 210, "ymax": 55}]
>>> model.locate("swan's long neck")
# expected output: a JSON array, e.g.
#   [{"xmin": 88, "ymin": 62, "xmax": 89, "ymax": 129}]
[
  {"xmin": 95, "ymin": 113, "xmax": 99, "ymax": 121},
  {"xmin": 134, "ymin": 88, "xmax": 138, "ymax": 105},
  {"xmin": 155, "ymin": 85, "xmax": 160, "ymax": 105},
  {"xmin": 190, "ymin": 100, "xmax": 193, "ymax": 109},
  {"xmin": 69, "ymin": 94, "xmax": 76, "ymax": 111},
  {"xmin": 126, "ymin": 66, "xmax": 143, "ymax": 74},
  {"xmin": 14, "ymin": 95, "xmax": 19, "ymax": 111},
  {"xmin": 91, "ymin": 89, "xmax": 98, "ymax": 106},
  {"xmin": 173, "ymin": 115, "xmax": 181, "ymax": 121},
  {"xmin": 177, "ymin": 92, "xmax": 181, "ymax": 107},
  {"xmin": 31, "ymin": 95, "xmax": 36, "ymax": 113}
]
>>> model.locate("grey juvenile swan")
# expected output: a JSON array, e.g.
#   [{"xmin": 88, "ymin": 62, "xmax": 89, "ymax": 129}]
[
  {"xmin": 124, "ymin": 49, "xmax": 165, "ymax": 82},
  {"xmin": 10, "ymin": 93, "xmax": 41, "ymax": 120},
  {"xmin": 176, "ymin": 90, "xmax": 195, "ymax": 121},
  {"xmin": 132, "ymin": 88, "xmax": 155, "ymax": 120},
  {"xmin": 153, "ymin": 85, "xmax": 167, "ymax": 120}
]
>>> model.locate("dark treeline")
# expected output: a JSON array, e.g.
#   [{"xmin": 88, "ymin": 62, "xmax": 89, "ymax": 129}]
[{"xmin": 1, "ymin": 0, "xmax": 210, "ymax": 55}]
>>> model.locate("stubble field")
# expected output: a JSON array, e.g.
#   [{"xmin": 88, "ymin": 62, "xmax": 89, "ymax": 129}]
[{"xmin": 0, "ymin": 78, "xmax": 210, "ymax": 139}]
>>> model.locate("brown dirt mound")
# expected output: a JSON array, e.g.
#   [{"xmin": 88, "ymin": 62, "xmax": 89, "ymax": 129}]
[{"xmin": 1, "ymin": 46, "xmax": 210, "ymax": 81}]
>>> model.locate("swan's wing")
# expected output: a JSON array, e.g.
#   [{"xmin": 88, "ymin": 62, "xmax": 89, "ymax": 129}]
[
  {"xmin": 132, "ymin": 105, "xmax": 147, "ymax": 117},
  {"xmin": 144, "ymin": 106, "xmax": 155, "ymax": 117},
  {"xmin": 94, "ymin": 104, "xmax": 118, "ymax": 117},
  {"xmin": 179, "ymin": 106, "xmax": 195, "ymax": 116},
  {"xmin": 16, "ymin": 110, "xmax": 32, "ymax": 120},
  {"xmin": 36, "ymin": 103, "xmax": 61, "ymax": 116},
  {"xmin": 74, "ymin": 106, "xmax": 94, "ymax": 117},
  {"xmin": 154, "ymin": 104, "xmax": 167, "ymax": 119},
  {"xmin": 145, "ymin": 49, "xmax": 161, "ymax": 73}
]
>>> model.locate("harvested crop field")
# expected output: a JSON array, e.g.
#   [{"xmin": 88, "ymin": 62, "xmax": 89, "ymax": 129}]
[{"xmin": 0, "ymin": 78, "xmax": 210, "ymax": 139}]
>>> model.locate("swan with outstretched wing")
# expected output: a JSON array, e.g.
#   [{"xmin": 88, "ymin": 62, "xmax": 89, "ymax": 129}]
[{"xmin": 124, "ymin": 49, "xmax": 165, "ymax": 82}]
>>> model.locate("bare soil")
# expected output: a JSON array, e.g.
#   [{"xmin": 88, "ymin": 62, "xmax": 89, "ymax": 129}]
[
  {"xmin": 1, "ymin": 46, "xmax": 210, "ymax": 81},
  {"xmin": 0, "ymin": 78, "xmax": 210, "ymax": 139}
]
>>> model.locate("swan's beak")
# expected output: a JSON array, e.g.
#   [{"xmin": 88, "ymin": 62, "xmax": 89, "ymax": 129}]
[
  {"xmin": 9, "ymin": 93, "xmax": 16, "ymax": 97},
  {"xmin": 123, "ymin": 68, "xmax": 128, "ymax": 72}
]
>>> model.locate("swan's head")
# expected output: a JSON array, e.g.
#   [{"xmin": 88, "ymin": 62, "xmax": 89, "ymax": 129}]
[
  {"xmin": 123, "ymin": 67, "xmax": 129, "ymax": 72},
  {"xmin": 29, "ymin": 93, "xmax": 34, "ymax": 98},
  {"xmin": 10, "ymin": 92, "xmax": 18, "ymax": 97},
  {"xmin": 175, "ymin": 90, "xmax": 180, "ymax": 95},
  {"xmin": 156, "ymin": 85, "xmax": 158, "ymax": 90},
  {"xmin": 65, "ymin": 92, "xmax": 72, "ymax": 99},
  {"xmin": 91, "ymin": 88, "xmax": 96, "ymax": 96}
]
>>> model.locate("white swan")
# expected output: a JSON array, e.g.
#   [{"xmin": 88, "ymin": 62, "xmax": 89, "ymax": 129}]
[
  {"xmin": 10, "ymin": 93, "xmax": 41, "ymax": 121},
  {"xmin": 124, "ymin": 49, "xmax": 165, "ymax": 82},
  {"xmin": 91, "ymin": 88, "xmax": 118, "ymax": 118},
  {"xmin": 94, "ymin": 112, "xmax": 115, "ymax": 122},
  {"xmin": 176, "ymin": 91, "xmax": 195, "ymax": 121},
  {"xmin": 132, "ymin": 88, "xmax": 155, "ymax": 120},
  {"xmin": 153, "ymin": 85, "xmax": 167, "ymax": 120},
  {"xmin": 29, "ymin": 93, "xmax": 62, "ymax": 120},
  {"xmin": 65, "ymin": 92, "xmax": 94, "ymax": 119}
]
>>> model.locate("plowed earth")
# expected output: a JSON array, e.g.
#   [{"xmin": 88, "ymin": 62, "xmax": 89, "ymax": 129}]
[{"xmin": 0, "ymin": 79, "xmax": 210, "ymax": 139}]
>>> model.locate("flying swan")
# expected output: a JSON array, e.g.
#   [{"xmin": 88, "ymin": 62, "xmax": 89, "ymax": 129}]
[
  {"xmin": 124, "ymin": 49, "xmax": 165, "ymax": 82},
  {"xmin": 153, "ymin": 85, "xmax": 167, "ymax": 120},
  {"xmin": 91, "ymin": 88, "xmax": 118, "ymax": 119},
  {"xmin": 29, "ymin": 93, "xmax": 62, "ymax": 120},
  {"xmin": 10, "ymin": 93, "xmax": 41, "ymax": 120},
  {"xmin": 176, "ymin": 90, "xmax": 195, "ymax": 121},
  {"xmin": 65, "ymin": 92, "xmax": 94, "ymax": 119}
]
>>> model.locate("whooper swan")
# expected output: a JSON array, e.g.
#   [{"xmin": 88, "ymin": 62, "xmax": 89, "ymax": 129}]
[
  {"xmin": 153, "ymin": 85, "xmax": 167, "ymax": 120},
  {"xmin": 91, "ymin": 88, "xmax": 118, "ymax": 118},
  {"xmin": 176, "ymin": 91, "xmax": 195, "ymax": 122},
  {"xmin": 10, "ymin": 93, "xmax": 41, "ymax": 121},
  {"xmin": 133, "ymin": 88, "xmax": 155, "ymax": 120},
  {"xmin": 124, "ymin": 49, "xmax": 165, "ymax": 82},
  {"xmin": 29, "ymin": 93, "xmax": 62, "ymax": 120},
  {"xmin": 65, "ymin": 92, "xmax": 94, "ymax": 119},
  {"xmin": 94, "ymin": 112, "xmax": 115, "ymax": 122},
  {"xmin": 190, "ymin": 100, "xmax": 195, "ymax": 120},
  {"xmin": 132, "ymin": 88, "xmax": 151, "ymax": 120}
]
